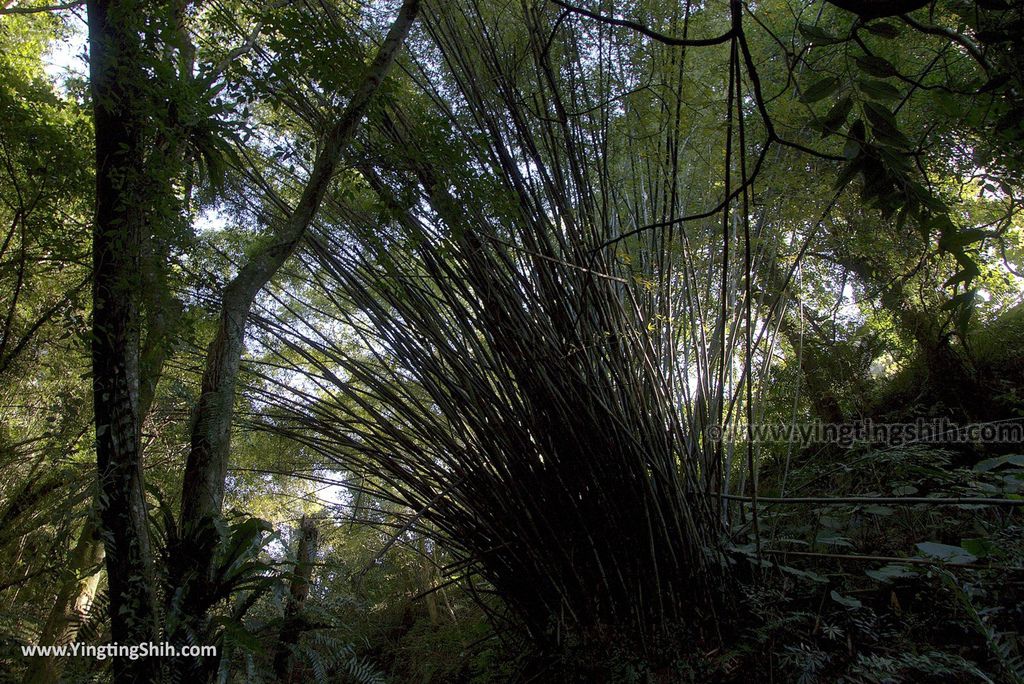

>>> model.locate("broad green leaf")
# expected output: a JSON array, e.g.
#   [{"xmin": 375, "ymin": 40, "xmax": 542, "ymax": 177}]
[
  {"xmin": 865, "ymin": 564, "xmax": 917, "ymax": 582},
  {"xmin": 944, "ymin": 263, "xmax": 981, "ymax": 288},
  {"xmin": 864, "ymin": 101, "xmax": 912, "ymax": 148},
  {"xmin": 816, "ymin": 531, "xmax": 854, "ymax": 547},
  {"xmin": 799, "ymin": 22, "xmax": 843, "ymax": 45},
  {"xmin": 843, "ymin": 139, "xmax": 861, "ymax": 160},
  {"xmin": 835, "ymin": 159, "xmax": 862, "ymax": 190},
  {"xmin": 842, "ymin": 119, "xmax": 866, "ymax": 159},
  {"xmin": 857, "ymin": 78, "xmax": 901, "ymax": 101},
  {"xmin": 863, "ymin": 101, "xmax": 898, "ymax": 131},
  {"xmin": 960, "ymin": 538, "xmax": 996, "ymax": 559},
  {"xmin": 779, "ymin": 564, "xmax": 828, "ymax": 583},
  {"xmin": 865, "ymin": 22, "xmax": 900, "ymax": 38},
  {"xmin": 820, "ymin": 95, "xmax": 854, "ymax": 136},
  {"xmin": 801, "ymin": 76, "xmax": 841, "ymax": 103},
  {"xmin": 938, "ymin": 227, "xmax": 987, "ymax": 252},
  {"xmin": 877, "ymin": 146, "xmax": 913, "ymax": 174},
  {"xmin": 856, "ymin": 55, "xmax": 897, "ymax": 78},
  {"xmin": 830, "ymin": 590, "xmax": 862, "ymax": 609},
  {"xmin": 974, "ymin": 454, "xmax": 1024, "ymax": 472},
  {"xmin": 916, "ymin": 542, "xmax": 977, "ymax": 564}
]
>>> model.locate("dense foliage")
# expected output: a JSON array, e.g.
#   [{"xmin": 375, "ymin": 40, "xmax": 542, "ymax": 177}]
[{"xmin": 1, "ymin": 0, "xmax": 1022, "ymax": 681}]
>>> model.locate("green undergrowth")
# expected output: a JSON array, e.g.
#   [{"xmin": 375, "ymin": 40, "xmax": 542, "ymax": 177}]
[
  {"xmin": 378, "ymin": 444, "xmax": 1024, "ymax": 682},
  {"xmin": 721, "ymin": 443, "xmax": 1024, "ymax": 683}
]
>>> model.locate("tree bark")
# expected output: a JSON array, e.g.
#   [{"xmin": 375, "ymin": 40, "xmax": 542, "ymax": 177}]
[
  {"xmin": 25, "ymin": 298, "xmax": 172, "ymax": 684},
  {"xmin": 419, "ymin": 535, "xmax": 440, "ymax": 627},
  {"xmin": 169, "ymin": 0, "xmax": 419, "ymax": 673},
  {"xmin": 272, "ymin": 516, "xmax": 320, "ymax": 683},
  {"xmin": 87, "ymin": 0, "xmax": 159, "ymax": 677}
]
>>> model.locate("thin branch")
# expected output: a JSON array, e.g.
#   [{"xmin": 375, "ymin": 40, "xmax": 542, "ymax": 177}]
[
  {"xmin": 0, "ymin": 0, "xmax": 82, "ymax": 13},
  {"xmin": 899, "ymin": 13, "xmax": 992, "ymax": 75},
  {"xmin": 549, "ymin": 0, "xmax": 734, "ymax": 47}
]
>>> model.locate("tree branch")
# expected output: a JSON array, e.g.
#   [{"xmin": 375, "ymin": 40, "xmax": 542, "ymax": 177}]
[
  {"xmin": 550, "ymin": 0, "xmax": 733, "ymax": 47},
  {"xmin": 0, "ymin": 0, "xmax": 82, "ymax": 14},
  {"xmin": 899, "ymin": 13, "xmax": 993, "ymax": 75}
]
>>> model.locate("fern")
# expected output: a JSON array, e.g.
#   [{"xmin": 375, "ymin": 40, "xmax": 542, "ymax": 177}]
[
  {"xmin": 849, "ymin": 651, "xmax": 992, "ymax": 683},
  {"xmin": 300, "ymin": 630, "xmax": 387, "ymax": 684},
  {"xmin": 343, "ymin": 654, "xmax": 387, "ymax": 684},
  {"xmin": 937, "ymin": 569, "xmax": 1024, "ymax": 684},
  {"xmin": 73, "ymin": 589, "xmax": 110, "ymax": 643},
  {"xmin": 780, "ymin": 643, "xmax": 830, "ymax": 684}
]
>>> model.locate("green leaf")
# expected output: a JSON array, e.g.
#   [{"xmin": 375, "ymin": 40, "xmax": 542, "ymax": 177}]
[
  {"xmin": 835, "ymin": 159, "xmax": 862, "ymax": 190},
  {"xmin": 940, "ymin": 289, "xmax": 976, "ymax": 312},
  {"xmin": 799, "ymin": 22, "xmax": 843, "ymax": 45},
  {"xmin": 916, "ymin": 542, "xmax": 977, "ymax": 564},
  {"xmin": 865, "ymin": 22, "xmax": 900, "ymax": 38},
  {"xmin": 856, "ymin": 55, "xmax": 897, "ymax": 78},
  {"xmin": 873, "ymin": 127, "xmax": 914, "ymax": 150},
  {"xmin": 213, "ymin": 616, "xmax": 264, "ymax": 650},
  {"xmin": 938, "ymin": 227, "xmax": 987, "ymax": 252},
  {"xmin": 877, "ymin": 146, "xmax": 913, "ymax": 174},
  {"xmin": 857, "ymin": 78, "xmax": 901, "ymax": 101},
  {"xmin": 830, "ymin": 590, "xmax": 862, "ymax": 609},
  {"xmin": 865, "ymin": 564, "xmax": 917, "ymax": 582},
  {"xmin": 960, "ymin": 538, "xmax": 996, "ymax": 559},
  {"xmin": 816, "ymin": 531, "xmax": 854, "ymax": 547},
  {"xmin": 801, "ymin": 76, "xmax": 842, "ymax": 103},
  {"xmin": 944, "ymin": 262, "xmax": 981, "ymax": 288},
  {"xmin": 863, "ymin": 101, "xmax": 897, "ymax": 132},
  {"xmin": 842, "ymin": 119, "xmax": 866, "ymax": 159},
  {"xmin": 974, "ymin": 454, "xmax": 1024, "ymax": 472},
  {"xmin": 848, "ymin": 118, "xmax": 866, "ymax": 141},
  {"xmin": 895, "ymin": 205, "xmax": 910, "ymax": 232},
  {"xmin": 926, "ymin": 212, "xmax": 957, "ymax": 237},
  {"xmin": 820, "ymin": 95, "xmax": 854, "ymax": 136},
  {"xmin": 779, "ymin": 564, "xmax": 828, "ymax": 583},
  {"xmin": 864, "ymin": 101, "xmax": 912, "ymax": 148},
  {"xmin": 842, "ymin": 139, "xmax": 860, "ymax": 159},
  {"xmin": 931, "ymin": 90, "xmax": 961, "ymax": 117}
]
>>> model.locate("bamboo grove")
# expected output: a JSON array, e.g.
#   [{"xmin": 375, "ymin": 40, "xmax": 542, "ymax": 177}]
[{"xmin": 2, "ymin": 0, "xmax": 1023, "ymax": 681}]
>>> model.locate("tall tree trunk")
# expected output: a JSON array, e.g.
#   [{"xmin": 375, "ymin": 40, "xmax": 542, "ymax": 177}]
[
  {"xmin": 23, "ymin": 514, "xmax": 105, "ymax": 684},
  {"xmin": 87, "ymin": 0, "xmax": 159, "ymax": 677},
  {"xmin": 272, "ymin": 516, "xmax": 320, "ymax": 683},
  {"xmin": 26, "ymin": 316, "xmax": 173, "ymax": 684},
  {"xmin": 419, "ymin": 536, "xmax": 440, "ymax": 627},
  {"xmin": 169, "ymin": 0, "xmax": 419, "ymax": 675}
]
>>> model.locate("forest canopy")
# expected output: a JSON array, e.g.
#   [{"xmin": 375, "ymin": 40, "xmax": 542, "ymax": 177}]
[{"xmin": 1, "ymin": 0, "xmax": 1023, "ymax": 681}]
